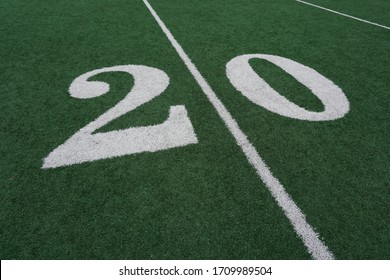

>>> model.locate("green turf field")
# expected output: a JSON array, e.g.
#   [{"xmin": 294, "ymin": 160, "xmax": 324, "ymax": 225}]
[{"xmin": 0, "ymin": 0, "xmax": 389, "ymax": 260}]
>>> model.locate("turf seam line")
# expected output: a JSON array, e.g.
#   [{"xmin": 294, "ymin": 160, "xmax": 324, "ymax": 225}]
[
  {"xmin": 143, "ymin": 0, "xmax": 335, "ymax": 260},
  {"xmin": 295, "ymin": 0, "xmax": 390, "ymax": 30}
]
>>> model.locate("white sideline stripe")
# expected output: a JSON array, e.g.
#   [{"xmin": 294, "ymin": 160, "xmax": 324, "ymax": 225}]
[
  {"xmin": 143, "ymin": 0, "xmax": 334, "ymax": 260},
  {"xmin": 296, "ymin": 0, "xmax": 390, "ymax": 30}
]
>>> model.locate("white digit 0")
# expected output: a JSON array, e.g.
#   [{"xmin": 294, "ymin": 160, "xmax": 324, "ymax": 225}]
[
  {"xmin": 226, "ymin": 54, "xmax": 350, "ymax": 121},
  {"xmin": 42, "ymin": 65, "xmax": 198, "ymax": 169}
]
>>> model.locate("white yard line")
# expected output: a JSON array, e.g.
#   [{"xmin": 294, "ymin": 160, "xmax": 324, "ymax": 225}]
[
  {"xmin": 296, "ymin": 0, "xmax": 390, "ymax": 30},
  {"xmin": 142, "ymin": 0, "xmax": 335, "ymax": 260}
]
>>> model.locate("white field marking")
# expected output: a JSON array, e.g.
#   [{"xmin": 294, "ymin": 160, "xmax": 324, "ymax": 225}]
[
  {"xmin": 143, "ymin": 0, "xmax": 334, "ymax": 260},
  {"xmin": 42, "ymin": 65, "xmax": 198, "ymax": 169},
  {"xmin": 296, "ymin": 0, "xmax": 390, "ymax": 30},
  {"xmin": 226, "ymin": 54, "xmax": 349, "ymax": 121}
]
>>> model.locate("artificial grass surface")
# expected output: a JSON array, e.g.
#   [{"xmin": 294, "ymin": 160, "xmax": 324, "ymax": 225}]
[
  {"xmin": 1, "ymin": 0, "xmax": 389, "ymax": 259},
  {"xmin": 149, "ymin": 0, "xmax": 390, "ymax": 259},
  {"xmin": 303, "ymin": 0, "xmax": 390, "ymax": 26}
]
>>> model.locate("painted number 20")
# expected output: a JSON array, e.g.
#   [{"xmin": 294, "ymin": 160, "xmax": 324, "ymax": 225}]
[{"xmin": 42, "ymin": 54, "xmax": 349, "ymax": 169}]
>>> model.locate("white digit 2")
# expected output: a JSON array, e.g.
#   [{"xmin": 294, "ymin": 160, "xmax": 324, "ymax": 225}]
[
  {"xmin": 226, "ymin": 54, "xmax": 350, "ymax": 121},
  {"xmin": 42, "ymin": 65, "xmax": 198, "ymax": 169}
]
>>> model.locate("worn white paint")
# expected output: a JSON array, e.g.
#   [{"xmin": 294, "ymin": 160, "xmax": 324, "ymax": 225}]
[
  {"xmin": 143, "ymin": 0, "xmax": 334, "ymax": 260},
  {"xmin": 226, "ymin": 54, "xmax": 350, "ymax": 121},
  {"xmin": 42, "ymin": 65, "xmax": 198, "ymax": 169}
]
